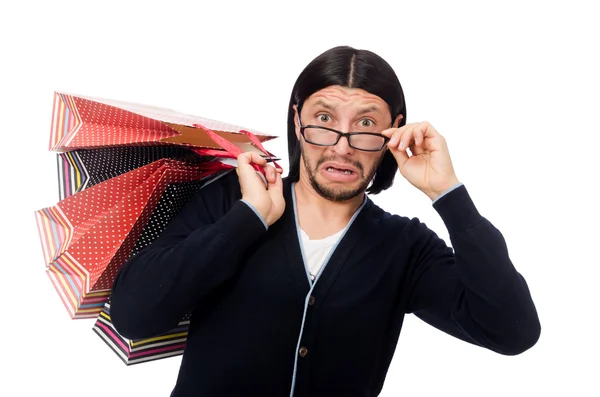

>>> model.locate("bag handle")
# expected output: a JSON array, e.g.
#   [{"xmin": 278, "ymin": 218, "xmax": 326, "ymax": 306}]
[{"xmin": 192, "ymin": 124, "xmax": 282, "ymax": 188}]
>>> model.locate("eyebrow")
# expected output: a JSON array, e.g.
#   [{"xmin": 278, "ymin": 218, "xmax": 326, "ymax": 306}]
[
  {"xmin": 312, "ymin": 100, "xmax": 383, "ymax": 116},
  {"xmin": 313, "ymin": 99, "xmax": 336, "ymax": 110},
  {"xmin": 356, "ymin": 105, "xmax": 382, "ymax": 116}
]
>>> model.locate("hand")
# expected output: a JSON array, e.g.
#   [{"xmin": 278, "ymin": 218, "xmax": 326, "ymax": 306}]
[
  {"xmin": 236, "ymin": 152, "xmax": 285, "ymax": 226},
  {"xmin": 382, "ymin": 121, "xmax": 460, "ymax": 201}
]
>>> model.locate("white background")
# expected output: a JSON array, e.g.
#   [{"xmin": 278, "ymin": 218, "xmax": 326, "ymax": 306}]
[{"xmin": 1, "ymin": 0, "xmax": 598, "ymax": 396}]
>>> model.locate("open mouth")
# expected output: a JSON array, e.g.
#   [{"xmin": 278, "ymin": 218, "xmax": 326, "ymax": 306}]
[{"xmin": 325, "ymin": 166, "xmax": 355, "ymax": 175}]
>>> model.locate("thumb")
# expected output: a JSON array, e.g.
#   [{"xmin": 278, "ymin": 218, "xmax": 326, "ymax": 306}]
[
  {"xmin": 267, "ymin": 171, "xmax": 284, "ymax": 200},
  {"xmin": 389, "ymin": 146, "xmax": 409, "ymax": 171},
  {"xmin": 237, "ymin": 152, "xmax": 266, "ymax": 175}
]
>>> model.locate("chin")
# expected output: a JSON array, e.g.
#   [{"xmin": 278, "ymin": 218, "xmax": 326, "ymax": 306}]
[{"xmin": 310, "ymin": 175, "xmax": 368, "ymax": 202}]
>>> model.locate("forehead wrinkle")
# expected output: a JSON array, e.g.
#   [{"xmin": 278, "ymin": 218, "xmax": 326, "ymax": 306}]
[
  {"xmin": 357, "ymin": 105, "xmax": 383, "ymax": 116},
  {"xmin": 311, "ymin": 99, "xmax": 336, "ymax": 110},
  {"xmin": 310, "ymin": 99, "xmax": 382, "ymax": 115},
  {"xmin": 305, "ymin": 89, "xmax": 388, "ymax": 120}
]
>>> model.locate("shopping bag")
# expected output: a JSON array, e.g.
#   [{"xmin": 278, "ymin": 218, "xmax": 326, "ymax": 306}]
[
  {"xmin": 56, "ymin": 145, "xmax": 203, "ymax": 200},
  {"xmin": 35, "ymin": 159, "xmax": 231, "ymax": 318},
  {"xmin": 91, "ymin": 175, "xmax": 223, "ymax": 364},
  {"xmin": 49, "ymin": 92, "xmax": 277, "ymax": 152},
  {"xmin": 93, "ymin": 297, "xmax": 191, "ymax": 365}
]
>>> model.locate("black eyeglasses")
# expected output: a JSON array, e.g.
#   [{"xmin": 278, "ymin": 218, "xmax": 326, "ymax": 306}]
[{"xmin": 298, "ymin": 117, "xmax": 390, "ymax": 152}]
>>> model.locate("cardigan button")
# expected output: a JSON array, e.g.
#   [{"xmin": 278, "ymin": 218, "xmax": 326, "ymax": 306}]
[
  {"xmin": 298, "ymin": 346, "xmax": 308, "ymax": 357},
  {"xmin": 308, "ymin": 296, "xmax": 315, "ymax": 306}
]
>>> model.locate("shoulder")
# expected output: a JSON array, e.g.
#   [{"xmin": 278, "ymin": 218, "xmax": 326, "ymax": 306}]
[
  {"xmin": 201, "ymin": 169, "xmax": 242, "ymax": 197},
  {"xmin": 362, "ymin": 197, "xmax": 439, "ymax": 246},
  {"xmin": 182, "ymin": 169, "xmax": 242, "ymax": 222},
  {"xmin": 362, "ymin": 199, "xmax": 452, "ymax": 274},
  {"xmin": 362, "ymin": 197, "xmax": 419, "ymax": 230}
]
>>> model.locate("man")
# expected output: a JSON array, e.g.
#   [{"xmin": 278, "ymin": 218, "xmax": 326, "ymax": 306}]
[{"xmin": 110, "ymin": 45, "xmax": 540, "ymax": 397}]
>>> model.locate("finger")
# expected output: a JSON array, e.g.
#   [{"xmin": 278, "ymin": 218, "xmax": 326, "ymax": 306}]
[
  {"xmin": 410, "ymin": 141, "xmax": 425, "ymax": 156},
  {"xmin": 237, "ymin": 152, "xmax": 267, "ymax": 168},
  {"xmin": 380, "ymin": 126, "xmax": 400, "ymax": 139},
  {"xmin": 388, "ymin": 129, "xmax": 402, "ymax": 149},
  {"xmin": 409, "ymin": 125, "xmax": 426, "ymax": 155},
  {"xmin": 398, "ymin": 125, "xmax": 416, "ymax": 150},
  {"xmin": 262, "ymin": 164, "xmax": 277, "ymax": 184},
  {"xmin": 388, "ymin": 144, "xmax": 410, "ymax": 170},
  {"xmin": 237, "ymin": 152, "xmax": 269, "ymax": 190},
  {"xmin": 420, "ymin": 121, "xmax": 440, "ymax": 139},
  {"xmin": 237, "ymin": 153, "xmax": 267, "ymax": 179},
  {"xmin": 418, "ymin": 122, "xmax": 446, "ymax": 153},
  {"xmin": 414, "ymin": 123, "xmax": 425, "ymax": 146},
  {"xmin": 386, "ymin": 125, "xmax": 409, "ymax": 149},
  {"xmin": 267, "ymin": 169, "xmax": 284, "ymax": 197}
]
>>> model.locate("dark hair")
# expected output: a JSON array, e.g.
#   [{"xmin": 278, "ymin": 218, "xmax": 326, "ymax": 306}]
[{"xmin": 286, "ymin": 45, "xmax": 407, "ymax": 194}]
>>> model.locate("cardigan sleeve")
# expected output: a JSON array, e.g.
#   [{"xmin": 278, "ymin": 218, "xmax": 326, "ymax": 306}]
[
  {"xmin": 110, "ymin": 171, "xmax": 268, "ymax": 340},
  {"xmin": 405, "ymin": 185, "xmax": 541, "ymax": 355}
]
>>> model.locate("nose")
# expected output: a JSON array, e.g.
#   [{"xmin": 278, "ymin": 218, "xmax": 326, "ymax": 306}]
[{"xmin": 332, "ymin": 133, "xmax": 354, "ymax": 155}]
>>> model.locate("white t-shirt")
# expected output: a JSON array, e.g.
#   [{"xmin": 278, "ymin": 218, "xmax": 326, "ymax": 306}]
[{"xmin": 299, "ymin": 228, "xmax": 344, "ymax": 281}]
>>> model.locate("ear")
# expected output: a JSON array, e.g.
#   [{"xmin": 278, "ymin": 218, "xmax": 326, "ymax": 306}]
[
  {"xmin": 393, "ymin": 113, "xmax": 404, "ymax": 128},
  {"xmin": 292, "ymin": 104, "xmax": 301, "ymax": 140}
]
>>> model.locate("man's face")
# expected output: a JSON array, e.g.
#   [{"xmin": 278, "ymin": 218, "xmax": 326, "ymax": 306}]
[{"xmin": 294, "ymin": 85, "xmax": 394, "ymax": 202}]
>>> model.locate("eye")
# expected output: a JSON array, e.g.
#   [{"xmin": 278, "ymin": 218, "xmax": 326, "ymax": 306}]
[
  {"xmin": 318, "ymin": 114, "xmax": 331, "ymax": 123},
  {"xmin": 360, "ymin": 119, "xmax": 374, "ymax": 127}
]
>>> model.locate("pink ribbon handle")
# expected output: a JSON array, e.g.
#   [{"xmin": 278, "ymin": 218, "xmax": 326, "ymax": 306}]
[
  {"xmin": 192, "ymin": 124, "xmax": 280, "ymax": 188},
  {"xmin": 239, "ymin": 129, "xmax": 282, "ymax": 171}
]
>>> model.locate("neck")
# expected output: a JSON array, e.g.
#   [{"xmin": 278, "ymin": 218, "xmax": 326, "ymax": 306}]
[{"xmin": 293, "ymin": 175, "xmax": 365, "ymax": 232}]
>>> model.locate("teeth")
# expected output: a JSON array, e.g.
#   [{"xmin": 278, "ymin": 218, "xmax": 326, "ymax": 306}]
[{"xmin": 326, "ymin": 167, "xmax": 352, "ymax": 175}]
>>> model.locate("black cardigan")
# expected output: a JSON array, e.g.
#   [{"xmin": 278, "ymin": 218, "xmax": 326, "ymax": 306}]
[{"xmin": 110, "ymin": 171, "xmax": 540, "ymax": 397}]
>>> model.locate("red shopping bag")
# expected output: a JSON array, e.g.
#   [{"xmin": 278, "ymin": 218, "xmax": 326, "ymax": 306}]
[
  {"xmin": 49, "ymin": 92, "xmax": 277, "ymax": 152},
  {"xmin": 34, "ymin": 159, "xmax": 231, "ymax": 318}
]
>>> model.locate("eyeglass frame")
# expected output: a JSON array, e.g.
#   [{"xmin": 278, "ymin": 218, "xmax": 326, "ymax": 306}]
[{"xmin": 297, "ymin": 115, "xmax": 392, "ymax": 152}]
